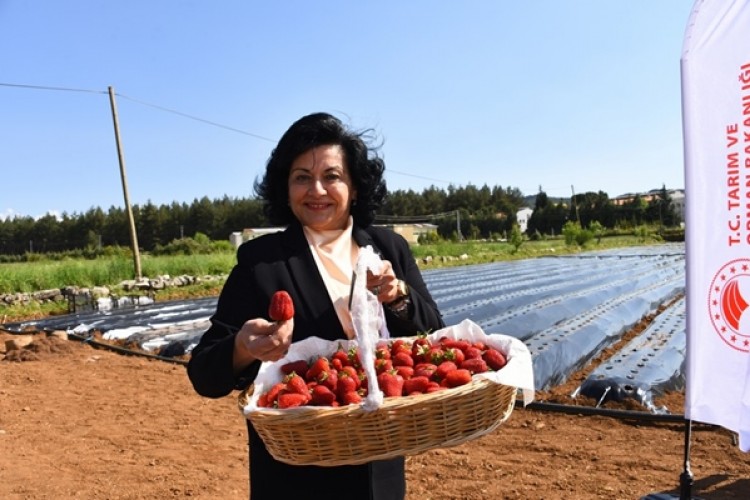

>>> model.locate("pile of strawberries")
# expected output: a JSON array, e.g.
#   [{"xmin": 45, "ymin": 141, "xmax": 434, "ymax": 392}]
[{"xmin": 257, "ymin": 334, "xmax": 508, "ymax": 409}]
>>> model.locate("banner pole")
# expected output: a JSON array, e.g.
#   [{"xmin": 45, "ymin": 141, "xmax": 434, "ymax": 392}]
[{"xmin": 679, "ymin": 418, "xmax": 694, "ymax": 500}]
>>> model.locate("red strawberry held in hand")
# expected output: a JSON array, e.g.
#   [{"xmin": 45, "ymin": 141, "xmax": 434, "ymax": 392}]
[{"xmin": 269, "ymin": 290, "xmax": 294, "ymax": 321}]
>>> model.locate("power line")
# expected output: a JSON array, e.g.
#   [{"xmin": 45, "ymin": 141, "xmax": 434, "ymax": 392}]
[
  {"xmin": 116, "ymin": 92, "xmax": 276, "ymax": 142},
  {"xmin": 0, "ymin": 81, "xmax": 275, "ymax": 142},
  {"xmin": 0, "ymin": 82, "xmax": 106, "ymax": 94},
  {"xmin": 386, "ymin": 169, "xmax": 453, "ymax": 185}
]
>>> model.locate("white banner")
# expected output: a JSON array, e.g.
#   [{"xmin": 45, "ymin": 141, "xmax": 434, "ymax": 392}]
[{"xmin": 682, "ymin": 0, "xmax": 750, "ymax": 451}]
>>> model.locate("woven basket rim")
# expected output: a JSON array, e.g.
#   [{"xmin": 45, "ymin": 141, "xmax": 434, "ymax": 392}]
[{"xmin": 238, "ymin": 378, "xmax": 517, "ymax": 466}]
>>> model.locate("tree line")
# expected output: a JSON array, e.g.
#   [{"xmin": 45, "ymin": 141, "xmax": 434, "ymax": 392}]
[
  {"xmin": 526, "ymin": 186, "xmax": 679, "ymax": 239},
  {"xmin": 0, "ymin": 183, "xmax": 679, "ymax": 256}
]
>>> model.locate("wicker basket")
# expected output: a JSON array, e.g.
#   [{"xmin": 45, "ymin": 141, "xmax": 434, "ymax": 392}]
[{"xmin": 238, "ymin": 377, "xmax": 517, "ymax": 467}]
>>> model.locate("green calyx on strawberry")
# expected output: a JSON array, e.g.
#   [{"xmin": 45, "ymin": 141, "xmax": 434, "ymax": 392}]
[
  {"xmin": 283, "ymin": 373, "xmax": 309, "ymax": 395},
  {"xmin": 305, "ymin": 356, "xmax": 330, "ymax": 380}
]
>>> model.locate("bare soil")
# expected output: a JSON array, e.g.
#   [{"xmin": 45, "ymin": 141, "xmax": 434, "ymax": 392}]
[{"xmin": 1, "ymin": 328, "xmax": 748, "ymax": 500}]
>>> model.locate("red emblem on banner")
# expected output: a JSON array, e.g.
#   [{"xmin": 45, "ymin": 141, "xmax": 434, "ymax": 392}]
[{"xmin": 708, "ymin": 259, "xmax": 750, "ymax": 352}]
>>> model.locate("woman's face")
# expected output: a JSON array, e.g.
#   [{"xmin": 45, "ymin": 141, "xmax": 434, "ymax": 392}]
[{"xmin": 288, "ymin": 144, "xmax": 356, "ymax": 231}]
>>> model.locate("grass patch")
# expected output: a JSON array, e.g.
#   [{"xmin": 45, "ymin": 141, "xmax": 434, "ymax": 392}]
[
  {"xmin": 0, "ymin": 253, "xmax": 236, "ymax": 294},
  {"xmin": 411, "ymin": 235, "xmax": 660, "ymax": 266}
]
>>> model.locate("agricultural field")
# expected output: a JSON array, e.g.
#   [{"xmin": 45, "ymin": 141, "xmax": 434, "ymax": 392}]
[
  {"xmin": 6, "ymin": 241, "xmax": 749, "ymax": 499},
  {"xmin": 4, "ymin": 243, "xmax": 686, "ymax": 409}
]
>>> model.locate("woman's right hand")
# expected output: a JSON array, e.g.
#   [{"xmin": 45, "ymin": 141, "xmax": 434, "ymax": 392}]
[{"xmin": 232, "ymin": 317, "xmax": 294, "ymax": 373}]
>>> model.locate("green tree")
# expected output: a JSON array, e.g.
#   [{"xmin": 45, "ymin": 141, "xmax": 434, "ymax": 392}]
[
  {"xmin": 135, "ymin": 201, "xmax": 161, "ymax": 251},
  {"xmin": 509, "ymin": 224, "xmax": 524, "ymax": 253},
  {"xmin": 588, "ymin": 220, "xmax": 604, "ymax": 244},
  {"xmin": 646, "ymin": 185, "xmax": 676, "ymax": 228},
  {"xmin": 527, "ymin": 189, "xmax": 567, "ymax": 237},
  {"xmin": 30, "ymin": 213, "xmax": 62, "ymax": 253},
  {"xmin": 189, "ymin": 196, "xmax": 217, "ymax": 237},
  {"xmin": 103, "ymin": 205, "xmax": 129, "ymax": 248},
  {"xmin": 562, "ymin": 221, "xmax": 581, "ymax": 246}
]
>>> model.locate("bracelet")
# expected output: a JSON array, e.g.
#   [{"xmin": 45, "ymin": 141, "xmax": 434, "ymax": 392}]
[{"xmin": 387, "ymin": 295, "xmax": 411, "ymax": 316}]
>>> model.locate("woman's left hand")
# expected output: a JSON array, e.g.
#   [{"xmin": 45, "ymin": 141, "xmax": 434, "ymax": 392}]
[{"xmin": 366, "ymin": 260, "xmax": 400, "ymax": 303}]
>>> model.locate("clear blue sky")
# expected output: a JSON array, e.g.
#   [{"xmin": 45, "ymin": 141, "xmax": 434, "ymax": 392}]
[{"xmin": 1, "ymin": 1, "xmax": 693, "ymax": 219}]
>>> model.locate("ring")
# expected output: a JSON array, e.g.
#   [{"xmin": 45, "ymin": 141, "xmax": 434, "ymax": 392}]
[{"xmin": 372, "ymin": 285, "xmax": 381, "ymax": 295}]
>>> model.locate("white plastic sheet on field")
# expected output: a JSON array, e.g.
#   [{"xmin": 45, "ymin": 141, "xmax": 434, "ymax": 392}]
[{"xmin": 577, "ymin": 297, "xmax": 686, "ymax": 413}]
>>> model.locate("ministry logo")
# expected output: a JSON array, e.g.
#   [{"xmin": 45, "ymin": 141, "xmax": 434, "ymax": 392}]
[{"xmin": 709, "ymin": 258, "xmax": 750, "ymax": 352}]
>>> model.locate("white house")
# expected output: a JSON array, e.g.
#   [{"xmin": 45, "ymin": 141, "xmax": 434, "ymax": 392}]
[
  {"xmin": 668, "ymin": 189, "xmax": 685, "ymax": 222},
  {"xmin": 516, "ymin": 207, "xmax": 533, "ymax": 233}
]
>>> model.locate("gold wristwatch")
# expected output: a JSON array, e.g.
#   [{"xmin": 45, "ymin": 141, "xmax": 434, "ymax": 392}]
[
  {"xmin": 387, "ymin": 280, "xmax": 411, "ymax": 316},
  {"xmin": 394, "ymin": 279, "xmax": 409, "ymax": 299}
]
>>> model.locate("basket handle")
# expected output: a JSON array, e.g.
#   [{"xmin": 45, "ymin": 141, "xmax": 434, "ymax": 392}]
[{"xmin": 351, "ymin": 246, "xmax": 386, "ymax": 411}]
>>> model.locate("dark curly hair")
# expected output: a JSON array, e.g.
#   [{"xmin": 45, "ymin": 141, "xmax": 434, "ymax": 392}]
[{"xmin": 254, "ymin": 112, "xmax": 387, "ymax": 227}]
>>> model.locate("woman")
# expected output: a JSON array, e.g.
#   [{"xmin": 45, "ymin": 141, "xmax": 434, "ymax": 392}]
[{"xmin": 187, "ymin": 112, "xmax": 445, "ymax": 500}]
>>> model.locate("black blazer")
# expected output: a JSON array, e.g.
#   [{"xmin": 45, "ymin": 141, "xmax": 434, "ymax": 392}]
[{"xmin": 187, "ymin": 220, "xmax": 444, "ymax": 500}]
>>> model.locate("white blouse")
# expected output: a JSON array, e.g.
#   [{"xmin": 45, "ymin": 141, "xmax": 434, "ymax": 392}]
[{"xmin": 302, "ymin": 217, "xmax": 360, "ymax": 339}]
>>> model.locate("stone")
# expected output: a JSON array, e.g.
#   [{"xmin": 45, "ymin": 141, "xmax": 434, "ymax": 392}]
[
  {"xmin": 5, "ymin": 336, "xmax": 35, "ymax": 351},
  {"xmin": 48, "ymin": 330, "xmax": 69, "ymax": 341}
]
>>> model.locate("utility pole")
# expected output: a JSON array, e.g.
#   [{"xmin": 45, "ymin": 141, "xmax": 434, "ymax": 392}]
[
  {"xmin": 571, "ymin": 185, "xmax": 580, "ymax": 224},
  {"xmin": 108, "ymin": 86, "xmax": 142, "ymax": 279},
  {"xmin": 456, "ymin": 210, "xmax": 464, "ymax": 241}
]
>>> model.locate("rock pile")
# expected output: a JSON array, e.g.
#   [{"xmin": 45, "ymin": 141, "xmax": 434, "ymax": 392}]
[{"xmin": 0, "ymin": 274, "xmax": 226, "ymax": 308}]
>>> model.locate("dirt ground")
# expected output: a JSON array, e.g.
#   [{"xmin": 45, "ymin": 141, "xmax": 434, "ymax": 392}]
[{"xmin": 1, "ymin": 330, "xmax": 749, "ymax": 500}]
